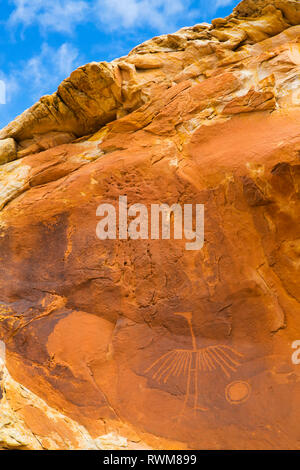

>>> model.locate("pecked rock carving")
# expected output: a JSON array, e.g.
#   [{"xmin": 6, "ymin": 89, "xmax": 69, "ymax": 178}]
[{"xmin": 0, "ymin": 0, "xmax": 300, "ymax": 450}]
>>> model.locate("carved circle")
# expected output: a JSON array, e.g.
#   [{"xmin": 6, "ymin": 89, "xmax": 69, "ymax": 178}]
[{"xmin": 225, "ymin": 380, "xmax": 251, "ymax": 405}]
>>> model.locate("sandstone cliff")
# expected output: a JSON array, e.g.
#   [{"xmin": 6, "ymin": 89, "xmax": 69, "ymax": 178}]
[
  {"xmin": 0, "ymin": 0, "xmax": 300, "ymax": 450},
  {"xmin": 0, "ymin": 351, "xmax": 133, "ymax": 450}
]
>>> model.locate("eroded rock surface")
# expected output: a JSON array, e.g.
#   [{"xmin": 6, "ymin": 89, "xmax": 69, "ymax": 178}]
[
  {"xmin": 0, "ymin": 0, "xmax": 300, "ymax": 450},
  {"xmin": 0, "ymin": 342, "xmax": 146, "ymax": 450},
  {"xmin": 0, "ymin": 139, "xmax": 17, "ymax": 165}
]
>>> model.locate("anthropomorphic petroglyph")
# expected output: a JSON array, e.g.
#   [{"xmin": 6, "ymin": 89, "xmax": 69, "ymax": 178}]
[{"xmin": 146, "ymin": 312, "xmax": 244, "ymax": 418}]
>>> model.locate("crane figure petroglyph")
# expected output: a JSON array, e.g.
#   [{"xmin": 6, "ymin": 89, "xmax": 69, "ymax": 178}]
[{"xmin": 146, "ymin": 312, "xmax": 243, "ymax": 418}]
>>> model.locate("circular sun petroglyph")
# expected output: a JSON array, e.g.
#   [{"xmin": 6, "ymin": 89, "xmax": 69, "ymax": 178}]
[{"xmin": 225, "ymin": 381, "xmax": 251, "ymax": 405}]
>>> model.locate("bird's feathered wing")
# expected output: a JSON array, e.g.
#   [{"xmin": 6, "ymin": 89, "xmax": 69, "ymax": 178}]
[{"xmin": 146, "ymin": 345, "xmax": 243, "ymax": 384}]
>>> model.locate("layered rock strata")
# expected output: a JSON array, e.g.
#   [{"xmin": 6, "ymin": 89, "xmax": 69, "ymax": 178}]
[{"xmin": 0, "ymin": 0, "xmax": 299, "ymax": 449}]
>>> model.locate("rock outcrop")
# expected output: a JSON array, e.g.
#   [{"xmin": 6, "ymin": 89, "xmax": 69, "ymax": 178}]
[
  {"xmin": 0, "ymin": 138, "xmax": 17, "ymax": 165},
  {"xmin": 0, "ymin": 349, "xmax": 143, "ymax": 450},
  {"xmin": 0, "ymin": 0, "xmax": 300, "ymax": 449},
  {"xmin": 0, "ymin": 356, "xmax": 124, "ymax": 450}
]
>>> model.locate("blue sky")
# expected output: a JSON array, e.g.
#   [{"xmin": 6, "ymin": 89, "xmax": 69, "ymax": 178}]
[{"xmin": 0, "ymin": 0, "xmax": 240, "ymax": 129}]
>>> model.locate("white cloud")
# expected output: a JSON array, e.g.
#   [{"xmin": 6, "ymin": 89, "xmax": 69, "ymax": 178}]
[
  {"xmin": 21, "ymin": 43, "xmax": 79, "ymax": 97},
  {"xmin": 8, "ymin": 0, "xmax": 191, "ymax": 34},
  {"xmin": 8, "ymin": 0, "xmax": 235, "ymax": 35},
  {"xmin": 8, "ymin": 0, "xmax": 89, "ymax": 34},
  {"xmin": 93, "ymin": 0, "xmax": 237, "ymax": 32},
  {"xmin": 56, "ymin": 43, "xmax": 80, "ymax": 77},
  {"xmin": 2, "ymin": 42, "xmax": 80, "ymax": 103},
  {"xmin": 94, "ymin": 0, "xmax": 190, "ymax": 31}
]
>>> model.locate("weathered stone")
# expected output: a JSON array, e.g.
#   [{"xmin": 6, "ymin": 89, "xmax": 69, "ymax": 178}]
[
  {"xmin": 0, "ymin": 138, "xmax": 17, "ymax": 165},
  {"xmin": 0, "ymin": 0, "xmax": 300, "ymax": 450},
  {"xmin": 0, "ymin": 357, "xmax": 144, "ymax": 450},
  {"xmin": 1, "ymin": 0, "xmax": 300, "ymax": 161}
]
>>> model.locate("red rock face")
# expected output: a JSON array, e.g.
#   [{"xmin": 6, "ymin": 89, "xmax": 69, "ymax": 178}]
[{"xmin": 0, "ymin": 0, "xmax": 300, "ymax": 450}]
